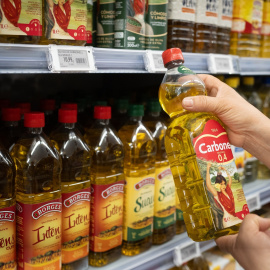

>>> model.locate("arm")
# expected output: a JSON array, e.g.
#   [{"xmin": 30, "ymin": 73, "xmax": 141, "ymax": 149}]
[
  {"xmin": 220, "ymin": 167, "xmax": 232, "ymax": 187},
  {"xmin": 47, "ymin": 0, "xmax": 54, "ymax": 8},
  {"xmin": 182, "ymin": 74, "xmax": 270, "ymax": 169},
  {"xmin": 206, "ymin": 163, "xmax": 217, "ymax": 197}
]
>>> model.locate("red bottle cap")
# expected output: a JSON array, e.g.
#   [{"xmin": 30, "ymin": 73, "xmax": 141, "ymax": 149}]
[
  {"xmin": 94, "ymin": 106, "xmax": 111, "ymax": 119},
  {"xmin": 18, "ymin": 103, "xmax": 31, "ymax": 115},
  {"xmin": 2, "ymin": 107, "xmax": 21, "ymax": 122},
  {"xmin": 162, "ymin": 48, "xmax": 184, "ymax": 66},
  {"xmin": 41, "ymin": 99, "xmax": 56, "ymax": 111},
  {"xmin": 24, "ymin": 112, "xmax": 45, "ymax": 128},
  {"xmin": 58, "ymin": 109, "xmax": 77, "ymax": 123},
  {"xmin": 61, "ymin": 103, "xmax": 78, "ymax": 110}
]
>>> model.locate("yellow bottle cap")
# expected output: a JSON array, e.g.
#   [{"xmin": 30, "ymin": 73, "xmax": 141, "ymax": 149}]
[
  {"xmin": 225, "ymin": 77, "xmax": 240, "ymax": 89},
  {"xmin": 243, "ymin": 77, "xmax": 255, "ymax": 86}
]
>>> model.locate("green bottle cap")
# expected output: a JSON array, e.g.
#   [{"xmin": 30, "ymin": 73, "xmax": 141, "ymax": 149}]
[
  {"xmin": 93, "ymin": 100, "xmax": 107, "ymax": 106},
  {"xmin": 147, "ymin": 100, "xmax": 161, "ymax": 113},
  {"xmin": 128, "ymin": 104, "xmax": 144, "ymax": 117},
  {"xmin": 116, "ymin": 99, "xmax": 129, "ymax": 110}
]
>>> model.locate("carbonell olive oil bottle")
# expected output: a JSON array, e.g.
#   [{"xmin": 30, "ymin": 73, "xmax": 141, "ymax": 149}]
[
  {"xmin": 84, "ymin": 106, "xmax": 124, "ymax": 266},
  {"xmin": 10, "ymin": 112, "xmax": 62, "ymax": 269},
  {"xmin": 50, "ymin": 109, "xmax": 92, "ymax": 270},
  {"xmin": 159, "ymin": 48, "xmax": 249, "ymax": 241},
  {"xmin": 144, "ymin": 100, "xmax": 176, "ymax": 244},
  {"xmin": 0, "ymin": 144, "xmax": 16, "ymax": 269},
  {"xmin": 118, "ymin": 104, "xmax": 156, "ymax": 255}
]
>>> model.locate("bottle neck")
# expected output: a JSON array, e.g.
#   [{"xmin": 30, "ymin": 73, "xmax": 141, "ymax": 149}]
[
  {"xmin": 165, "ymin": 60, "xmax": 184, "ymax": 70},
  {"xmin": 26, "ymin": 127, "xmax": 43, "ymax": 134},
  {"xmin": 3, "ymin": 121, "xmax": 19, "ymax": 127},
  {"xmin": 148, "ymin": 111, "xmax": 160, "ymax": 117},
  {"xmin": 95, "ymin": 119, "xmax": 110, "ymax": 125},
  {"xmin": 61, "ymin": 123, "xmax": 76, "ymax": 129}
]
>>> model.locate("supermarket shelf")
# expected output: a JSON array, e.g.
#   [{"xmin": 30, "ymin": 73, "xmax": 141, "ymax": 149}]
[
  {"xmin": 88, "ymin": 179, "xmax": 270, "ymax": 270},
  {"xmin": 239, "ymin": 57, "xmax": 270, "ymax": 76}
]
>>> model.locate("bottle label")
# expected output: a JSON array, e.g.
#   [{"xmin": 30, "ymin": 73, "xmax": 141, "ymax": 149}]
[
  {"xmin": 154, "ymin": 166, "xmax": 175, "ymax": 229},
  {"xmin": 0, "ymin": 0, "xmax": 42, "ymax": 36},
  {"xmin": 123, "ymin": 175, "xmax": 155, "ymax": 242},
  {"xmin": 195, "ymin": 0, "xmax": 218, "ymax": 25},
  {"xmin": 90, "ymin": 181, "xmax": 124, "ymax": 252},
  {"xmin": 178, "ymin": 65, "xmax": 195, "ymax": 75},
  {"xmin": 231, "ymin": 0, "xmax": 263, "ymax": 34},
  {"xmin": 176, "ymin": 195, "xmax": 183, "ymax": 221},
  {"xmin": 0, "ymin": 205, "xmax": 16, "ymax": 270},
  {"xmin": 86, "ymin": 0, "xmax": 93, "ymax": 43},
  {"xmin": 17, "ymin": 198, "xmax": 62, "ymax": 270},
  {"xmin": 218, "ymin": 0, "xmax": 233, "ymax": 28},
  {"xmin": 168, "ymin": 0, "xmax": 196, "ymax": 21},
  {"xmin": 62, "ymin": 188, "xmax": 90, "ymax": 264},
  {"xmin": 45, "ymin": 0, "xmax": 87, "ymax": 40},
  {"xmin": 262, "ymin": 1, "xmax": 270, "ymax": 36},
  {"xmin": 193, "ymin": 120, "xmax": 249, "ymax": 229}
]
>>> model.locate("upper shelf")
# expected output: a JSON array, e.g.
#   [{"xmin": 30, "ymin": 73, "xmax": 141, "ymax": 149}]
[{"xmin": 0, "ymin": 43, "xmax": 270, "ymax": 75}]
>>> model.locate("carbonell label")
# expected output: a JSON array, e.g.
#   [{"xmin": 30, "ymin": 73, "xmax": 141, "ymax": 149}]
[{"xmin": 193, "ymin": 120, "xmax": 249, "ymax": 230}]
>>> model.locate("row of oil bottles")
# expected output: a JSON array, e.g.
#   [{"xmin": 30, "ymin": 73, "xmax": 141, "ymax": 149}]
[{"xmin": 0, "ymin": 98, "xmax": 188, "ymax": 270}]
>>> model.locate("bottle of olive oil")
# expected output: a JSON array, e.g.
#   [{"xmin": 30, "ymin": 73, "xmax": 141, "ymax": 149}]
[
  {"xmin": 50, "ymin": 109, "xmax": 92, "ymax": 270},
  {"xmin": 144, "ymin": 100, "xmax": 176, "ymax": 244},
  {"xmin": 175, "ymin": 195, "xmax": 186, "ymax": 235},
  {"xmin": 118, "ymin": 104, "xmax": 156, "ymax": 256},
  {"xmin": 84, "ymin": 106, "xmax": 124, "ymax": 266},
  {"xmin": 10, "ymin": 112, "xmax": 62, "ymax": 269},
  {"xmin": 40, "ymin": 99, "xmax": 57, "ymax": 134},
  {"xmin": 0, "ymin": 144, "xmax": 16, "ymax": 270}
]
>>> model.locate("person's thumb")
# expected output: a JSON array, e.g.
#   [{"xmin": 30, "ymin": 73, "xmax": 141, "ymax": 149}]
[
  {"xmin": 215, "ymin": 234, "xmax": 237, "ymax": 254},
  {"xmin": 182, "ymin": 96, "xmax": 219, "ymax": 113}
]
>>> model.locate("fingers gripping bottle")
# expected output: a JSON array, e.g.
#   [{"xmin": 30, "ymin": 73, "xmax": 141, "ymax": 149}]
[{"xmin": 159, "ymin": 48, "xmax": 249, "ymax": 241}]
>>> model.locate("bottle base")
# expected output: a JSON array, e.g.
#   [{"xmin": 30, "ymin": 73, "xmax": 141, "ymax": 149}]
[
  {"xmin": 122, "ymin": 236, "xmax": 152, "ymax": 256},
  {"xmin": 175, "ymin": 220, "xmax": 186, "ymax": 235},
  {"xmin": 152, "ymin": 224, "xmax": 176, "ymax": 245},
  {"xmin": 62, "ymin": 256, "xmax": 88, "ymax": 270}
]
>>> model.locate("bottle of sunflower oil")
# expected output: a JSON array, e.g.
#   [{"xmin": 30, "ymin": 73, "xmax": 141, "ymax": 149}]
[
  {"xmin": 175, "ymin": 194, "xmax": 185, "ymax": 234},
  {"xmin": 50, "ymin": 109, "xmax": 91, "ymax": 270},
  {"xmin": 84, "ymin": 106, "xmax": 124, "ymax": 266},
  {"xmin": 261, "ymin": 0, "xmax": 270, "ymax": 57},
  {"xmin": 144, "ymin": 100, "xmax": 176, "ymax": 244},
  {"xmin": 230, "ymin": 0, "xmax": 263, "ymax": 57},
  {"xmin": 10, "ymin": 112, "xmax": 62, "ymax": 269},
  {"xmin": 0, "ymin": 143, "xmax": 16, "ymax": 270},
  {"xmin": 118, "ymin": 104, "xmax": 156, "ymax": 255},
  {"xmin": 159, "ymin": 48, "xmax": 249, "ymax": 241},
  {"xmin": 0, "ymin": 107, "xmax": 22, "ymax": 151}
]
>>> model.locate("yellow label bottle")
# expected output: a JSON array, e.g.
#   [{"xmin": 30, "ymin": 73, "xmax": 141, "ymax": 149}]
[
  {"xmin": 0, "ymin": 145, "xmax": 16, "ymax": 270},
  {"xmin": 118, "ymin": 104, "xmax": 156, "ymax": 255},
  {"xmin": 50, "ymin": 109, "xmax": 92, "ymax": 270},
  {"xmin": 159, "ymin": 49, "xmax": 249, "ymax": 241},
  {"xmin": 261, "ymin": 0, "xmax": 270, "ymax": 57},
  {"xmin": 144, "ymin": 100, "xmax": 176, "ymax": 244},
  {"xmin": 10, "ymin": 112, "xmax": 62, "ymax": 269},
  {"xmin": 84, "ymin": 106, "xmax": 125, "ymax": 266}
]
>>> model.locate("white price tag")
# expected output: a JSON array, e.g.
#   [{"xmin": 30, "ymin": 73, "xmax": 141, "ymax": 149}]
[
  {"xmin": 208, "ymin": 54, "xmax": 233, "ymax": 74},
  {"xmin": 247, "ymin": 194, "xmax": 260, "ymax": 212},
  {"xmin": 144, "ymin": 50, "xmax": 167, "ymax": 73},
  {"xmin": 48, "ymin": 45, "xmax": 96, "ymax": 73},
  {"xmin": 173, "ymin": 241, "xmax": 200, "ymax": 266}
]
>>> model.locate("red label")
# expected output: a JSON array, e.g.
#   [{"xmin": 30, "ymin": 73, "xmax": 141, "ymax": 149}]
[
  {"xmin": 62, "ymin": 188, "xmax": 90, "ymax": 264},
  {"xmin": 157, "ymin": 168, "xmax": 172, "ymax": 180},
  {"xmin": 90, "ymin": 181, "xmax": 124, "ymax": 252},
  {"xmin": 17, "ymin": 198, "xmax": 62, "ymax": 270},
  {"xmin": 134, "ymin": 177, "xmax": 155, "ymax": 190},
  {"xmin": 18, "ymin": 19, "xmax": 42, "ymax": 36},
  {"xmin": 0, "ymin": 205, "xmax": 16, "ymax": 270}
]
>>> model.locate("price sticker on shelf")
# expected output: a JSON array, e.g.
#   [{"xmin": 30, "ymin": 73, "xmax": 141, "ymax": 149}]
[
  {"xmin": 247, "ymin": 194, "xmax": 260, "ymax": 212},
  {"xmin": 173, "ymin": 241, "xmax": 200, "ymax": 266},
  {"xmin": 48, "ymin": 45, "xmax": 96, "ymax": 73},
  {"xmin": 208, "ymin": 54, "xmax": 234, "ymax": 74},
  {"xmin": 144, "ymin": 50, "xmax": 166, "ymax": 73}
]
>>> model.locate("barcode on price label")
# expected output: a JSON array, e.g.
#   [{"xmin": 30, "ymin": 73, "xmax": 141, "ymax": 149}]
[
  {"xmin": 247, "ymin": 195, "xmax": 260, "ymax": 212},
  {"xmin": 208, "ymin": 54, "xmax": 233, "ymax": 74},
  {"xmin": 58, "ymin": 50, "xmax": 89, "ymax": 68},
  {"xmin": 173, "ymin": 242, "xmax": 200, "ymax": 266}
]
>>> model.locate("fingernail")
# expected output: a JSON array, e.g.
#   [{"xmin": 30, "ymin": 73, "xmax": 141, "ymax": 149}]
[{"xmin": 182, "ymin": 98, "xmax": 193, "ymax": 107}]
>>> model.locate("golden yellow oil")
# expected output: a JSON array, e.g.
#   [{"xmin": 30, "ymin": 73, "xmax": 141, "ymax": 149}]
[
  {"xmin": 159, "ymin": 82, "xmax": 240, "ymax": 241},
  {"xmin": 118, "ymin": 112, "xmax": 156, "ymax": 256},
  {"xmin": 175, "ymin": 195, "xmax": 186, "ymax": 235},
  {"xmin": 50, "ymin": 122, "xmax": 91, "ymax": 270},
  {"xmin": 84, "ymin": 118, "xmax": 125, "ymax": 266}
]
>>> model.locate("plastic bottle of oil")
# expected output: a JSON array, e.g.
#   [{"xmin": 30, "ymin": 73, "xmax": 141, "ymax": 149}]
[
  {"xmin": 262, "ymin": 78, "xmax": 270, "ymax": 117},
  {"xmin": 261, "ymin": 0, "xmax": 270, "ymax": 57},
  {"xmin": 0, "ymin": 143, "xmax": 16, "ymax": 269},
  {"xmin": 144, "ymin": 100, "xmax": 176, "ymax": 244},
  {"xmin": 230, "ymin": 0, "xmax": 263, "ymax": 57},
  {"xmin": 40, "ymin": 99, "xmax": 57, "ymax": 134},
  {"xmin": 167, "ymin": 0, "xmax": 197, "ymax": 52},
  {"xmin": 112, "ymin": 99, "xmax": 129, "ymax": 130},
  {"xmin": 10, "ymin": 112, "xmax": 62, "ymax": 269},
  {"xmin": 118, "ymin": 104, "xmax": 156, "ymax": 255},
  {"xmin": 217, "ymin": 0, "xmax": 233, "ymax": 54},
  {"xmin": 159, "ymin": 48, "xmax": 249, "ymax": 241},
  {"xmin": 0, "ymin": 107, "xmax": 21, "ymax": 151},
  {"xmin": 194, "ymin": 0, "xmax": 218, "ymax": 53},
  {"xmin": 84, "ymin": 106, "xmax": 124, "ymax": 266},
  {"xmin": 49, "ymin": 109, "xmax": 91, "ymax": 270},
  {"xmin": 175, "ymin": 194, "xmax": 186, "ymax": 234}
]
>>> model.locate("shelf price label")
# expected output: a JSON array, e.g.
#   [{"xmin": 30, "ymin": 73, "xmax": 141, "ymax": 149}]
[
  {"xmin": 173, "ymin": 241, "xmax": 200, "ymax": 266},
  {"xmin": 48, "ymin": 45, "xmax": 96, "ymax": 73},
  {"xmin": 208, "ymin": 54, "xmax": 237, "ymax": 74},
  {"xmin": 247, "ymin": 193, "xmax": 260, "ymax": 212},
  {"xmin": 144, "ymin": 50, "xmax": 167, "ymax": 73}
]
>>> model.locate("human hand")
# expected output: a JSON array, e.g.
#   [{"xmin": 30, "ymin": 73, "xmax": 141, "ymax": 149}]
[{"xmin": 215, "ymin": 214, "xmax": 270, "ymax": 270}]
